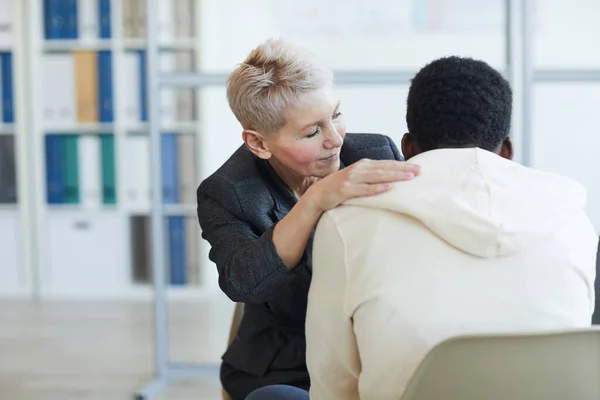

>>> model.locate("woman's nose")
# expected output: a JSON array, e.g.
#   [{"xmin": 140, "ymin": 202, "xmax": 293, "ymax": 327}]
[{"xmin": 323, "ymin": 125, "xmax": 343, "ymax": 148}]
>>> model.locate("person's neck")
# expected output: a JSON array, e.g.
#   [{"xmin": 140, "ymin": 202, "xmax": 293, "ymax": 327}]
[{"xmin": 269, "ymin": 159, "xmax": 320, "ymax": 199}]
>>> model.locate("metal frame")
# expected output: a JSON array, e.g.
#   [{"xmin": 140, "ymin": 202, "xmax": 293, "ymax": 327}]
[{"xmin": 136, "ymin": 0, "xmax": 599, "ymax": 398}]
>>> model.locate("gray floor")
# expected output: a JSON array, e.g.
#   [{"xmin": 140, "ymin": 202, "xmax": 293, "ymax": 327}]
[{"xmin": 0, "ymin": 297, "xmax": 235, "ymax": 400}]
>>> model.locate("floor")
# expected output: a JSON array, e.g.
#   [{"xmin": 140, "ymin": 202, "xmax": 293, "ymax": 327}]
[{"xmin": 0, "ymin": 296, "xmax": 236, "ymax": 400}]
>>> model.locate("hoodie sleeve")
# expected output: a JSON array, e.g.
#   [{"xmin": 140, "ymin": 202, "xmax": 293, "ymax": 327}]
[{"xmin": 306, "ymin": 212, "xmax": 361, "ymax": 400}]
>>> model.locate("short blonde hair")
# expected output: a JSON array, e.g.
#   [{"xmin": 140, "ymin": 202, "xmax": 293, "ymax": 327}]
[{"xmin": 226, "ymin": 38, "xmax": 334, "ymax": 135}]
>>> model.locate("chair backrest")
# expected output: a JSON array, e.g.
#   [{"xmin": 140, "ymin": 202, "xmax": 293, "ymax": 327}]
[
  {"xmin": 222, "ymin": 303, "xmax": 245, "ymax": 400},
  {"xmin": 401, "ymin": 328, "xmax": 600, "ymax": 400}
]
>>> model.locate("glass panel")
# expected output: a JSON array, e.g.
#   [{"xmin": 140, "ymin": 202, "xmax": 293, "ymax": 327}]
[
  {"xmin": 532, "ymin": 83, "xmax": 600, "ymax": 230},
  {"xmin": 534, "ymin": 0, "xmax": 600, "ymax": 68},
  {"xmin": 198, "ymin": 0, "xmax": 506, "ymax": 71},
  {"xmin": 337, "ymin": 85, "xmax": 410, "ymax": 147}
]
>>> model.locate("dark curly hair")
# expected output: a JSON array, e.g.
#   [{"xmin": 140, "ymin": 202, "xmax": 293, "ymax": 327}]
[{"xmin": 406, "ymin": 56, "xmax": 512, "ymax": 152}]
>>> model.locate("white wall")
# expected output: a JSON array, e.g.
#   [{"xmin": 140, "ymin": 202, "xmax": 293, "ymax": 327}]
[{"xmin": 196, "ymin": 0, "xmax": 600, "ymax": 232}]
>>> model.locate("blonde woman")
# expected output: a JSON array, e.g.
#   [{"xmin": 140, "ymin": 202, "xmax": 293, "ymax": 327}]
[{"xmin": 197, "ymin": 38, "xmax": 420, "ymax": 400}]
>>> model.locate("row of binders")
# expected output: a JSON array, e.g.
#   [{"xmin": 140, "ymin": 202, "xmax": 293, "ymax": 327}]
[
  {"xmin": 44, "ymin": 133, "xmax": 197, "ymax": 207},
  {"xmin": 130, "ymin": 215, "xmax": 200, "ymax": 286},
  {"xmin": 43, "ymin": 0, "xmax": 195, "ymax": 41},
  {"xmin": 43, "ymin": 49, "xmax": 196, "ymax": 126},
  {"xmin": 44, "ymin": 0, "xmax": 111, "ymax": 39},
  {"xmin": 44, "ymin": 50, "xmax": 115, "ymax": 124}
]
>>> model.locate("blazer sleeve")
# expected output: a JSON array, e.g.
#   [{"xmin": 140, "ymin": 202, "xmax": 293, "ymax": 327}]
[
  {"xmin": 197, "ymin": 176, "xmax": 300, "ymax": 304},
  {"xmin": 386, "ymin": 135, "xmax": 404, "ymax": 161}
]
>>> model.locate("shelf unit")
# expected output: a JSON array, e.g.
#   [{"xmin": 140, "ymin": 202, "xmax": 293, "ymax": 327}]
[{"xmin": 6, "ymin": 0, "xmax": 215, "ymax": 301}]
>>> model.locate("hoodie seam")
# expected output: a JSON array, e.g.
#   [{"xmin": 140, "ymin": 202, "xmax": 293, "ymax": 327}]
[{"xmin": 326, "ymin": 210, "xmax": 353, "ymax": 319}]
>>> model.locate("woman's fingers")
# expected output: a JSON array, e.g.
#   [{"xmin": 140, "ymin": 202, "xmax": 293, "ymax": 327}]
[
  {"xmin": 347, "ymin": 182, "xmax": 393, "ymax": 198},
  {"xmin": 348, "ymin": 160, "xmax": 420, "ymax": 184}
]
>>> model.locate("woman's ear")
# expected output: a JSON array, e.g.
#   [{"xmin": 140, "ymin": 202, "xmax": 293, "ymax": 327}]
[{"xmin": 242, "ymin": 129, "xmax": 272, "ymax": 160}]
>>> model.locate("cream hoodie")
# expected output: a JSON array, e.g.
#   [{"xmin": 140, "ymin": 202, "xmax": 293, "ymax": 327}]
[{"xmin": 306, "ymin": 148, "xmax": 598, "ymax": 400}]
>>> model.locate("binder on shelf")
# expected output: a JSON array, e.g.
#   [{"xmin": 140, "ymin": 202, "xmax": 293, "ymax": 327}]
[
  {"xmin": 74, "ymin": 51, "xmax": 99, "ymax": 123},
  {"xmin": 161, "ymin": 133, "xmax": 178, "ymax": 204},
  {"xmin": 0, "ymin": 52, "xmax": 13, "ymax": 123},
  {"xmin": 62, "ymin": 134, "xmax": 80, "ymax": 204},
  {"xmin": 121, "ymin": 51, "xmax": 140, "ymax": 126},
  {"xmin": 45, "ymin": 134, "xmax": 65, "ymax": 204},
  {"xmin": 78, "ymin": 0, "xmax": 97, "ymax": 41},
  {"xmin": 64, "ymin": 0, "xmax": 79, "ymax": 39},
  {"xmin": 0, "ymin": 0, "xmax": 13, "ymax": 49},
  {"xmin": 78, "ymin": 134, "xmax": 102, "ymax": 208},
  {"xmin": 98, "ymin": 0, "xmax": 111, "ymax": 39},
  {"xmin": 174, "ymin": 0, "xmax": 194, "ymax": 38},
  {"xmin": 177, "ymin": 134, "xmax": 195, "ymax": 204},
  {"xmin": 43, "ymin": 53, "xmax": 76, "ymax": 125},
  {"xmin": 100, "ymin": 133, "xmax": 116, "ymax": 204},
  {"xmin": 167, "ymin": 216, "xmax": 186, "ymax": 285},
  {"xmin": 122, "ymin": 0, "xmax": 135, "ymax": 38},
  {"xmin": 184, "ymin": 217, "xmax": 199, "ymax": 285},
  {"xmin": 97, "ymin": 50, "xmax": 114, "ymax": 122},
  {"xmin": 44, "ymin": 0, "xmax": 64, "ymax": 39},
  {"xmin": 130, "ymin": 215, "xmax": 151, "ymax": 283},
  {"xmin": 0, "ymin": 135, "xmax": 17, "ymax": 204},
  {"xmin": 125, "ymin": 135, "xmax": 150, "ymax": 211},
  {"xmin": 138, "ymin": 50, "xmax": 147, "ymax": 122}
]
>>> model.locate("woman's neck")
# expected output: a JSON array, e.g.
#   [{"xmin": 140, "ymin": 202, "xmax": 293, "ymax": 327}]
[{"xmin": 269, "ymin": 160, "xmax": 319, "ymax": 199}]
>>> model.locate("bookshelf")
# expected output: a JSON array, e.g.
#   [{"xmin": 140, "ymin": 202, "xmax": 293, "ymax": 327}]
[{"xmin": 1, "ymin": 0, "xmax": 213, "ymax": 300}]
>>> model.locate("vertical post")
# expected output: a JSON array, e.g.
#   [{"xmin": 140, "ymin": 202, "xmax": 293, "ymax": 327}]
[
  {"xmin": 14, "ymin": 0, "xmax": 42, "ymax": 299},
  {"xmin": 146, "ymin": 0, "xmax": 169, "ymax": 378},
  {"xmin": 521, "ymin": 0, "xmax": 534, "ymax": 167},
  {"xmin": 505, "ymin": 0, "xmax": 528, "ymax": 165}
]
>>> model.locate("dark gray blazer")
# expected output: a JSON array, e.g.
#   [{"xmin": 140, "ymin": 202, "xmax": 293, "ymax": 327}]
[{"xmin": 196, "ymin": 133, "xmax": 403, "ymax": 399}]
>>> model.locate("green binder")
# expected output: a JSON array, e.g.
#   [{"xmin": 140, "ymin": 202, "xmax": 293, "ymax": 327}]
[
  {"xmin": 63, "ymin": 135, "xmax": 80, "ymax": 204},
  {"xmin": 100, "ymin": 134, "xmax": 116, "ymax": 204}
]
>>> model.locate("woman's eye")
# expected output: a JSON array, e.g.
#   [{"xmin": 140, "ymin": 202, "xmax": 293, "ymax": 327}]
[
  {"xmin": 332, "ymin": 111, "xmax": 342, "ymax": 119},
  {"xmin": 306, "ymin": 127, "xmax": 320, "ymax": 138}
]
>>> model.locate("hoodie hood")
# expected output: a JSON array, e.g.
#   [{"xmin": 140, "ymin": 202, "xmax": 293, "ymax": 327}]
[{"xmin": 345, "ymin": 148, "xmax": 587, "ymax": 258}]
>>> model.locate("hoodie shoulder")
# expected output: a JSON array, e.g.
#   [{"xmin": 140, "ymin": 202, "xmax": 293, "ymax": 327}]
[{"xmin": 341, "ymin": 133, "xmax": 403, "ymax": 165}]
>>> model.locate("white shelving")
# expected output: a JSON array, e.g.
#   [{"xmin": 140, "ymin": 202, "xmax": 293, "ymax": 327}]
[{"xmin": 3, "ymin": 0, "xmax": 214, "ymax": 300}]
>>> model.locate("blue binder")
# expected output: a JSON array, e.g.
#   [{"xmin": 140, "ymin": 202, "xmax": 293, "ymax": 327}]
[
  {"xmin": 0, "ymin": 53, "xmax": 14, "ymax": 123},
  {"xmin": 139, "ymin": 50, "xmax": 147, "ymax": 122},
  {"xmin": 64, "ymin": 0, "xmax": 78, "ymax": 39},
  {"xmin": 98, "ymin": 0, "xmax": 111, "ymax": 38},
  {"xmin": 161, "ymin": 133, "xmax": 179, "ymax": 204},
  {"xmin": 45, "ymin": 134, "xmax": 65, "ymax": 204},
  {"xmin": 97, "ymin": 51, "xmax": 114, "ymax": 122},
  {"xmin": 168, "ymin": 216, "xmax": 187, "ymax": 285},
  {"xmin": 44, "ymin": 0, "xmax": 63, "ymax": 39}
]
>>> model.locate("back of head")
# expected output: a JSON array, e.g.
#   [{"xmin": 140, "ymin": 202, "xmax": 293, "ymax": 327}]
[
  {"xmin": 227, "ymin": 38, "xmax": 334, "ymax": 136},
  {"xmin": 406, "ymin": 56, "xmax": 512, "ymax": 152}
]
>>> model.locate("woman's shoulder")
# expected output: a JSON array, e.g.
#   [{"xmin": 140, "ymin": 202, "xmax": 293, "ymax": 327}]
[
  {"xmin": 341, "ymin": 133, "xmax": 404, "ymax": 164},
  {"xmin": 197, "ymin": 144, "xmax": 266, "ymax": 200}
]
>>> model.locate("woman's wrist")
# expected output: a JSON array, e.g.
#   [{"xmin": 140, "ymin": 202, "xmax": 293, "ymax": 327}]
[{"xmin": 300, "ymin": 184, "xmax": 326, "ymax": 216}]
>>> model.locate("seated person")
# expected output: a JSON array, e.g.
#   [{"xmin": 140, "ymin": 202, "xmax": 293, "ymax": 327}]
[{"xmin": 305, "ymin": 56, "xmax": 598, "ymax": 400}]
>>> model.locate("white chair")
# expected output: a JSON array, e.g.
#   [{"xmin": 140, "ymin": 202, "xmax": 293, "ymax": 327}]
[{"xmin": 401, "ymin": 328, "xmax": 600, "ymax": 400}]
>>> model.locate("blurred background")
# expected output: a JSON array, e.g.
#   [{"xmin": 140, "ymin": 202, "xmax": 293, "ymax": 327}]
[{"xmin": 0, "ymin": 0, "xmax": 599, "ymax": 399}]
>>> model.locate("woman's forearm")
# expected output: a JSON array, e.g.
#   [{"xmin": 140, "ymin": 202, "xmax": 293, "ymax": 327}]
[{"xmin": 272, "ymin": 193, "xmax": 324, "ymax": 270}]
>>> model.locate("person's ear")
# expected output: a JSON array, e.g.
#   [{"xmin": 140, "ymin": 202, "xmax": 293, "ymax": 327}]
[
  {"xmin": 401, "ymin": 132, "xmax": 420, "ymax": 161},
  {"xmin": 499, "ymin": 137, "xmax": 514, "ymax": 160},
  {"xmin": 242, "ymin": 129, "xmax": 272, "ymax": 160}
]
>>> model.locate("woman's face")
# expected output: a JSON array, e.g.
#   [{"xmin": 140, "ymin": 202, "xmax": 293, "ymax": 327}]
[{"xmin": 266, "ymin": 86, "xmax": 347, "ymax": 180}]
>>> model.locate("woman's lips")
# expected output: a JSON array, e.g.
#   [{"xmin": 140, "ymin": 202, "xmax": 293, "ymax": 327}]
[{"xmin": 318, "ymin": 153, "xmax": 339, "ymax": 162}]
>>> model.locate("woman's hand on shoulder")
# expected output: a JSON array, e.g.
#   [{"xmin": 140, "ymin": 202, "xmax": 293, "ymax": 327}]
[{"xmin": 307, "ymin": 159, "xmax": 420, "ymax": 212}]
